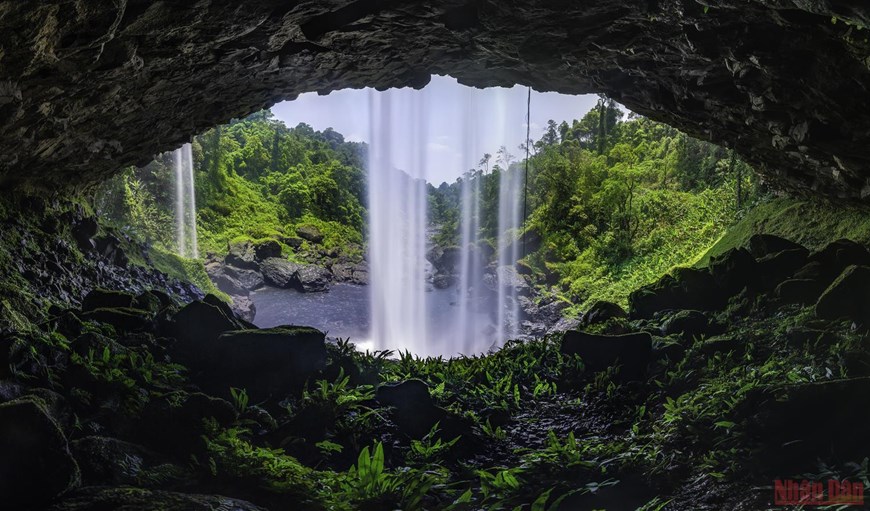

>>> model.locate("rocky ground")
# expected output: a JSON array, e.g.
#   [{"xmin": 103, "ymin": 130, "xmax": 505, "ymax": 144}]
[
  {"xmin": 3, "ymin": 197, "xmax": 870, "ymax": 510},
  {"xmin": 204, "ymin": 225, "xmax": 369, "ymax": 323}
]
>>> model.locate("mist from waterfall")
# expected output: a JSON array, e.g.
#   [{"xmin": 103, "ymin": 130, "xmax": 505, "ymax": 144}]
[
  {"xmin": 367, "ymin": 85, "xmax": 527, "ymax": 357},
  {"xmin": 173, "ymin": 143, "xmax": 198, "ymax": 259}
]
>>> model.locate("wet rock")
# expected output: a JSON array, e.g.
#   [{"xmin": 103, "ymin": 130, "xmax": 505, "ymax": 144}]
[
  {"xmin": 0, "ymin": 397, "xmax": 80, "ymax": 507},
  {"xmin": 756, "ymin": 247, "xmax": 809, "ymax": 290},
  {"xmin": 708, "ymin": 247, "xmax": 758, "ymax": 296},
  {"xmin": 225, "ymin": 266, "xmax": 265, "ymax": 291},
  {"xmin": 427, "ymin": 246, "xmax": 462, "ymax": 274},
  {"xmin": 81, "ymin": 288, "xmax": 135, "ymax": 312},
  {"xmin": 484, "ymin": 265, "xmax": 530, "ymax": 297},
  {"xmin": 214, "ymin": 271, "xmax": 247, "ymax": 296},
  {"xmin": 225, "ymin": 241, "xmax": 258, "ymax": 270},
  {"xmin": 230, "ymin": 295, "xmax": 256, "ymax": 323},
  {"xmin": 70, "ymin": 436, "xmax": 186, "ymax": 488},
  {"xmin": 48, "ymin": 487, "xmax": 267, "ymax": 511},
  {"xmin": 295, "ymin": 225, "xmax": 323, "ymax": 244},
  {"xmin": 432, "ymin": 274, "xmax": 455, "ymax": 289},
  {"xmin": 547, "ymin": 316, "xmax": 582, "ymax": 334},
  {"xmin": 260, "ymin": 258, "xmax": 330, "ymax": 292},
  {"xmin": 581, "ymin": 300, "xmax": 627, "ymax": 326},
  {"xmin": 330, "ymin": 261, "xmax": 369, "ymax": 285},
  {"xmin": 376, "ymin": 379, "xmax": 448, "ymax": 439},
  {"xmin": 191, "ymin": 327, "xmax": 327, "ymax": 400},
  {"xmin": 748, "ymin": 234, "xmax": 805, "ymax": 259},
  {"xmin": 252, "ymin": 239, "xmax": 282, "ymax": 261},
  {"xmin": 815, "ymin": 265, "xmax": 870, "ymax": 323},
  {"xmin": 560, "ymin": 330, "xmax": 652, "ymax": 381}
]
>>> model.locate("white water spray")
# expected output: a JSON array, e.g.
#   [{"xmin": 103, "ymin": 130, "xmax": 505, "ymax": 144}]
[
  {"xmin": 173, "ymin": 143, "xmax": 198, "ymax": 259},
  {"xmin": 367, "ymin": 84, "xmax": 527, "ymax": 357},
  {"xmin": 368, "ymin": 88, "xmax": 430, "ymax": 355}
]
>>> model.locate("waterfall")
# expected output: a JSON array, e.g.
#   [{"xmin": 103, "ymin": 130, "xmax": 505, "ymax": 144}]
[
  {"xmin": 173, "ymin": 143, "xmax": 198, "ymax": 259},
  {"xmin": 368, "ymin": 88, "xmax": 430, "ymax": 355},
  {"xmin": 367, "ymin": 85, "xmax": 526, "ymax": 357},
  {"xmin": 496, "ymin": 160, "xmax": 523, "ymax": 342}
]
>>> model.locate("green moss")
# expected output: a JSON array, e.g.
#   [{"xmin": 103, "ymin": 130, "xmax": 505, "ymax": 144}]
[
  {"xmin": 698, "ymin": 197, "xmax": 870, "ymax": 265},
  {"xmin": 126, "ymin": 246, "xmax": 228, "ymax": 301}
]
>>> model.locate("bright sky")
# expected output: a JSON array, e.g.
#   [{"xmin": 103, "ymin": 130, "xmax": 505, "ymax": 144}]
[{"xmin": 272, "ymin": 75, "xmax": 599, "ymax": 185}]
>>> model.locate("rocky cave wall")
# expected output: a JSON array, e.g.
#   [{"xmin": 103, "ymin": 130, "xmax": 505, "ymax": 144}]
[{"xmin": 0, "ymin": 0, "xmax": 868, "ymax": 197}]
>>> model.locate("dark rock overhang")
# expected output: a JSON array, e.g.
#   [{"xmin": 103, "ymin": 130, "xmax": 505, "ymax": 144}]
[{"xmin": 0, "ymin": 0, "xmax": 868, "ymax": 197}]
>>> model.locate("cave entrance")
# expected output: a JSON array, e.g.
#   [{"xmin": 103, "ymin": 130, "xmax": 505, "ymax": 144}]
[{"xmin": 93, "ymin": 75, "xmax": 753, "ymax": 357}]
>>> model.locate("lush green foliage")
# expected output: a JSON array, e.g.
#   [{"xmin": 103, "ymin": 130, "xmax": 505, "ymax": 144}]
[
  {"xmin": 94, "ymin": 110, "xmax": 367, "ymax": 260},
  {"xmin": 431, "ymin": 103, "xmax": 760, "ymax": 311}
]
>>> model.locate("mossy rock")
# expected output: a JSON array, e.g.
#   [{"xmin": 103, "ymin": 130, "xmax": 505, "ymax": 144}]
[
  {"xmin": 81, "ymin": 307, "xmax": 152, "ymax": 332},
  {"xmin": 81, "ymin": 289, "xmax": 135, "ymax": 312},
  {"xmin": 0, "ymin": 397, "xmax": 80, "ymax": 507},
  {"xmin": 47, "ymin": 487, "xmax": 267, "ymax": 511}
]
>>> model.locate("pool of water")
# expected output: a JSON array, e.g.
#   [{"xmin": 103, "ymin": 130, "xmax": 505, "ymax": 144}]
[{"xmin": 250, "ymin": 283, "xmax": 499, "ymax": 357}]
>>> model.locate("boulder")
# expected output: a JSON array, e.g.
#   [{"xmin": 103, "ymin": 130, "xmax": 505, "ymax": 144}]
[
  {"xmin": 775, "ymin": 278, "xmax": 829, "ymax": 306},
  {"xmin": 252, "ymin": 239, "xmax": 282, "ymax": 261},
  {"xmin": 225, "ymin": 241, "xmax": 258, "ymax": 270},
  {"xmin": 192, "ymin": 327, "xmax": 328, "ymax": 400},
  {"xmin": 295, "ymin": 225, "xmax": 324, "ymax": 244},
  {"xmin": 224, "ymin": 266, "xmax": 265, "ymax": 291},
  {"xmin": 629, "ymin": 267, "xmax": 724, "ymax": 319},
  {"xmin": 167, "ymin": 298, "xmax": 250, "ymax": 361},
  {"xmin": 432, "ymin": 274, "xmax": 455, "ymax": 289},
  {"xmin": 560, "ymin": 330, "xmax": 652, "ymax": 381},
  {"xmin": 94, "ymin": 234, "xmax": 128, "ymax": 267},
  {"xmin": 212, "ymin": 272, "xmax": 248, "ymax": 296},
  {"xmin": 70, "ymin": 436, "xmax": 186, "ymax": 488},
  {"xmin": 260, "ymin": 258, "xmax": 330, "ymax": 292},
  {"xmin": 808, "ymin": 239, "xmax": 870, "ymax": 273},
  {"xmin": 81, "ymin": 307, "xmax": 152, "ymax": 332},
  {"xmin": 376, "ymin": 379, "xmax": 449, "ymax": 439},
  {"xmin": 71, "ymin": 217, "xmax": 98, "ymax": 252},
  {"xmin": 581, "ymin": 300, "xmax": 627, "ymax": 326},
  {"xmin": 133, "ymin": 290, "xmax": 171, "ymax": 312},
  {"xmin": 708, "ymin": 247, "xmax": 758, "ymax": 296},
  {"xmin": 81, "ymin": 288, "xmax": 135, "ymax": 312},
  {"xmin": 427, "ymin": 246, "xmax": 462, "ymax": 274},
  {"xmin": 484, "ymin": 265, "xmax": 530, "ymax": 296},
  {"xmin": 294, "ymin": 264, "xmax": 331, "ymax": 292},
  {"xmin": 47, "ymin": 487, "xmax": 267, "ymax": 511},
  {"xmin": 0, "ymin": 397, "xmax": 80, "ymax": 507},
  {"xmin": 755, "ymin": 247, "xmax": 810, "ymax": 290},
  {"xmin": 135, "ymin": 393, "xmax": 236, "ymax": 454},
  {"xmin": 815, "ymin": 265, "xmax": 870, "ymax": 324},
  {"xmin": 661, "ymin": 310, "xmax": 718, "ymax": 340},
  {"xmin": 330, "ymin": 262, "xmax": 369, "ymax": 285},
  {"xmin": 230, "ymin": 295, "xmax": 256, "ymax": 323},
  {"xmin": 281, "ymin": 236, "xmax": 304, "ymax": 249},
  {"xmin": 743, "ymin": 377, "xmax": 870, "ymax": 472},
  {"xmin": 747, "ymin": 234, "xmax": 806, "ymax": 259}
]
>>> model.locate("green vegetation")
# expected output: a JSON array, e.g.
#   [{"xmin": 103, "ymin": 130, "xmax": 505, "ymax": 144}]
[
  {"xmin": 94, "ymin": 111, "xmax": 366, "ymax": 261},
  {"xmin": 432, "ymin": 100, "xmax": 760, "ymax": 311},
  {"xmin": 699, "ymin": 197, "xmax": 870, "ymax": 264}
]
